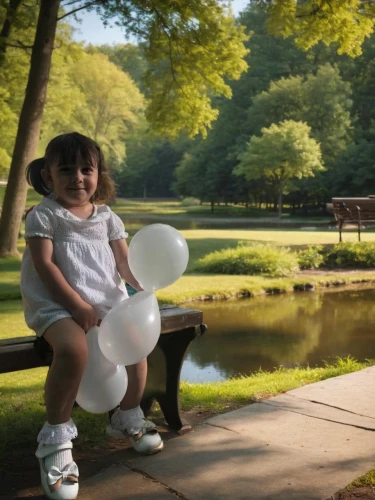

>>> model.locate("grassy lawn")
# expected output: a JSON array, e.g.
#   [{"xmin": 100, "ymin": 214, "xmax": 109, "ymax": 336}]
[
  {"xmin": 2, "ymin": 222, "xmax": 375, "ymax": 338},
  {"xmin": 113, "ymin": 198, "xmax": 278, "ymax": 218},
  {"xmin": 0, "ymin": 356, "xmax": 370, "ymax": 458}
]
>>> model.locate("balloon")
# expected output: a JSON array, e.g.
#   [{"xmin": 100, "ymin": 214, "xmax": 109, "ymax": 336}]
[
  {"xmin": 76, "ymin": 326, "xmax": 128, "ymax": 414},
  {"xmin": 128, "ymin": 223, "xmax": 189, "ymax": 292},
  {"xmin": 98, "ymin": 291, "xmax": 161, "ymax": 366}
]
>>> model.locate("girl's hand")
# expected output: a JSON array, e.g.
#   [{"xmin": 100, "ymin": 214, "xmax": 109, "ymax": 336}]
[{"xmin": 71, "ymin": 301, "xmax": 98, "ymax": 332}]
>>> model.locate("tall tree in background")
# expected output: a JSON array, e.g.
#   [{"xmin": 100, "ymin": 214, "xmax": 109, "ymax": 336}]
[
  {"xmin": 235, "ymin": 120, "xmax": 324, "ymax": 217},
  {"xmin": 0, "ymin": 0, "xmax": 249, "ymax": 257},
  {"xmin": 0, "ymin": 0, "xmax": 60, "ymax": 257},
  {"xmin": 247, "ymin": 64, "xmax": 353, "ymax": 160}
]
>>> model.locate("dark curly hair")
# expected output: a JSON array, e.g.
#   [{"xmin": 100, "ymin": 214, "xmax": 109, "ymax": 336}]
[{"xmin": 26, "ymin": 132, "xmax": 116, "ymax": 204}]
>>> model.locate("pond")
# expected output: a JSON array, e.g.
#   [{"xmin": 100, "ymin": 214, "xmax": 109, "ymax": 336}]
[{"xmin": 180, "ymin": 287, "xmax": 375, "ymax": 383}]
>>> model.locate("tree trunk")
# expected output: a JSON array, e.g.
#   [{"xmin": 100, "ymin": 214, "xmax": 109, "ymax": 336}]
[
  {"xmin": 0, "ymin": 0, "xmax": 60, "ymax": 257},
  {"xmin": 210, "ymin": 200, "xmax": 214, "ymax": 213},
  {"xmin": 278, "ymin": 191, "xmax": 283, "ymax": 219},
  {"xmin": 143, "ymin": 185, "xmax": 147, "ymax": 201}
]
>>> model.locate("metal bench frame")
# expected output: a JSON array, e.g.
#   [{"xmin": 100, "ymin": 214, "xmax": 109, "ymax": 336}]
[{"xmin": 327, "ymin": 197, "xmax": 375, "ymax": 242}]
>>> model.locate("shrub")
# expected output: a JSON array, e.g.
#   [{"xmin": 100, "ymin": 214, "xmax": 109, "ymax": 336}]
[
  {"xmin": 297, "ymin": 245, "xmax": 324, "ymax": 269},
  {"xmin": 196, "ymin": 243, "xmax": 300, "ymax": 277},
  {"xmin": 180, "ymin": 197, "xmax": 201, "ymax": 207},
  {"xmin": 325, "ymin": 242, "xmax": 375, "ymax": 268}
]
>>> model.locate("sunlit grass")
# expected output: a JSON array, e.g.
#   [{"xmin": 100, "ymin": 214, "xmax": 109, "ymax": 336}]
[
  {"xmin": 155, "ymin": 272, "xmax": 375, "ymax": 304},
  {"xmin": 180, "ymin": 356, "xmax": 372, "ymax": 410},
  {"xmin": 0, "ymin": 300, "xmax": 31, "ymax": 338},
  {"xmin": 0, "ymin": 186, "xmax": 42, "ymax": 207},
  {"xmin": 0, "ymin": 357, "xmax": 371, "ymax": 458}
]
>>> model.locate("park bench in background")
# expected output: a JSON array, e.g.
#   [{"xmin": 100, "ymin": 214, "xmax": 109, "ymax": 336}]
[
  {"xmin": 0, "ymin": 305, "xmax": 206, "ymax": 432},
  {"xmin": 327, "ymin": 197, "xmax": 375, "ymax": 242}
]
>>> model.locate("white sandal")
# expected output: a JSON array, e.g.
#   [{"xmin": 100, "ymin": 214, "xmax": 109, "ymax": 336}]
[{"xmin": 35, "ymin": 441, "xmax": 79, "ymax": 500}]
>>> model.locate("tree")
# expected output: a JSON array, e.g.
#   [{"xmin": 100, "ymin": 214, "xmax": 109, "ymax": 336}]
[
  {"xmin": 247, "ymin": 64, "xmax": 353, "ymax": 160},
  {"xmin": 235, "ymin": 120, "xmax": 324, "ymax": 217},
  {"xmin": 71, "ymin": 52, "xmax": 144, "ymax": 164},
  {"xmin": 91, "ymin": 43, "xmax": 148, "ymax": 90},
  {"xmin": 0, "ymin": 0, "xmax": 249, "ymax": 256},
  {"xmin": 0, "ymin": 0, "xmax": 60, "ymax": 257},
  {"xmin": 256, "ymin": 0, "xmax": 375, "ymax": 57}
]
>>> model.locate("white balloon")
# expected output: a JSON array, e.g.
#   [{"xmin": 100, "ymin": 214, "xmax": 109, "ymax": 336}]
[
  {"xmin": 76, "ymin": 326, "xmax": 128, "ymax": 414},
  {"xmin": 98, "ymin": 291, "xmax": 161, "ymax": 366},
  {"xmin": 128, "ymin": 224, "xmax": 189, "ymax": 292}
]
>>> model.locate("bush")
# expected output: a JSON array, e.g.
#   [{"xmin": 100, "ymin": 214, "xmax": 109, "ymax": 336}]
[
  {"xmin": 196, "ymin": 243, "xmax": 300, "ymax": 277},
  {"xmin": 325, "ymin": 242, "xmax": 375, "ymax": 268},
  {"xmin": 297, "ymin": 245, "xmax": 324, "ymax": 269},
  {"xmin": 180, "ymin": 197, "xmax": 201, "ymax": 207}
]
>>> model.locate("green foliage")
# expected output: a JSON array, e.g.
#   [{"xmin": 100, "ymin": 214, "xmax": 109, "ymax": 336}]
[
  {"xmin": 297, "ymin": 245, "xmax": 324, "ymax": 269},
  {"xmin": 235, "ymin": 120, "xmax": 324, "ymax": 215},
  {"xmin": 325, "ymin": 242, "xmax": 375, "ymax": 268},
  {"xmin": 196, "ymin": 243, "xmax": 300, "ymax": 277},
  {"xmin": 95, "ymin": 0, "xmax": 250, "ymax": 138},
  {"xmin": 248, "ymin": 64, "xmax": 353, "ymax": 159},
  {"xmin": 261, "ymin": 0, "xmax": 375, "ymax": 57},
  {"xmin": 180, "ymin": 197, "xmax": 201, "ymax": 207},
  {"xmin": 90, "ymin": 43, "xmax": 148, "ymax": 89}
]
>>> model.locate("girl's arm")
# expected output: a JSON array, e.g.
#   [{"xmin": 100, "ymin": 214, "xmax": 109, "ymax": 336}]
[
  {"xmin": 110, "ymin": 238, "xmax": 143, "ymax": 291},
  {"xmin": 28, "ymin": 238, "xmax": 97, "ymax": 331}
]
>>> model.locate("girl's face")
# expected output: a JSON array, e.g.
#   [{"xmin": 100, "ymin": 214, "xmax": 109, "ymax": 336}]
[{"xmin": 42, "ymin": 161, "xmax": 99, "ymax": 207}]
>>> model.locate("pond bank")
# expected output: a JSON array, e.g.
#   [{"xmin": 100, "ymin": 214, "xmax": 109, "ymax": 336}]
[{"xmin": 156, "ymin": 269, "xmax": 375, "ymax": 305}]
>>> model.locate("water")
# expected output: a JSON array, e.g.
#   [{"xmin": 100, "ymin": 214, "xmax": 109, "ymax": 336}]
[{"xmin": 180, "ymin": 287, "xmax": 375, "ymax": 382}]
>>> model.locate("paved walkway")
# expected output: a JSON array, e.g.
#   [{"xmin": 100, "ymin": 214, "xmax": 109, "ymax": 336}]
[
  {"xmin": 10, "ymin": 367, "xmax": 375, "ymax": 499},
  {"xmin": 73, "ymin": 367, "xmax": 375, "ymax": 500}
]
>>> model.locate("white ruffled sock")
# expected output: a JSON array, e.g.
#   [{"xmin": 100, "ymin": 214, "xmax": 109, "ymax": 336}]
[
  {"xmin": 112, "ymin": 406, "xmax": 145, "ymax": 435},
  {"xmin": 37, "ymin": 419, "xmax": 78, "ymax": 470}
]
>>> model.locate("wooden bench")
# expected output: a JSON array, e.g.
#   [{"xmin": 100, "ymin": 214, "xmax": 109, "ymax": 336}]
[
  {"xmin": 327, "ymin": 197, "xmax": 375, "ymax": 242},
  {"xmin": 0, "ymin": 305, "xmax": 206, "ymax": 432}
]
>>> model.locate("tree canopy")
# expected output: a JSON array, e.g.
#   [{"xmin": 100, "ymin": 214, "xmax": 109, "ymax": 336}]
[{"xmin": 235, "ymin": 120, "xmax": 324, "ymax": 216}]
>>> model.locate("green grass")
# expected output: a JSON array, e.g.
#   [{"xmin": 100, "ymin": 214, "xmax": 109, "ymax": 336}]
[
  {"xmin": 155, "ymin": 272, "xmax": 375, "ymax": 304},
  {"xmin": 0, "ymin": 300, "xmax": 32, "ymax": 337},
  {"xmin": 3, "ymin": 227, "xmax": 375, "ymax": 306},
  {"xmin": 180, "ymin": 356, "xmax": 372, "ymax": 411},
  {"xmin": 0, "ymin": 186, "xmax": 42, "ymax": 207},
  {"xmin": 112, "ymin": 198, "xmax": 292, "ymax": 218},
  {"xmin": 0, "ymin": 356, "xmax": 370, "ymax": 458},
  {"xmin": 350, "ymin": 469, "xmax": 375, "ymax": 489}
]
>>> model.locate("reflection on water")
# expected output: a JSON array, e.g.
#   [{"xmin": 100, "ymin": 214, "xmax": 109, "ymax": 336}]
[{"xmin": 181, "ymin": 288, "xmax": 375, "ymax": 382}]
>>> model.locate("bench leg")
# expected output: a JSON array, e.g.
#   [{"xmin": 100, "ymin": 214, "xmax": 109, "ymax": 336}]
[
  {"xmin": 339, "ymin": 220, "xmax": 343, "ymax": 242},
  {"xmin": 358, "ymin": 223, "xmax": 361, "ymax": 242},
  {"xmin": 142, "ymin": 326, "xmax": 201, "ymax": 431}
]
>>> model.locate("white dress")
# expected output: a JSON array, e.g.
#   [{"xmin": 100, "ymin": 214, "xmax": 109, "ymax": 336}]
[{"xmin": 21, "ymin": 196, "xmax": 129, "ymax": 336}]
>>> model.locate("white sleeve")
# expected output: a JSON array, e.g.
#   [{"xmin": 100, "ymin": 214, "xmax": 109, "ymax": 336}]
[
  {"xmin": 25, "ymin": 207, "xmax": 54, "ymax": 240},
  {"xmin": 108, "ymin": 210, "xmax": 128, "ymax": 241}
]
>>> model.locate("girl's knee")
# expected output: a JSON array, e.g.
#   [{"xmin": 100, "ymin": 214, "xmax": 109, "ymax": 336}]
[
  {"xmin": 55, "ymin": 340, "xmax": 88, "ymax": 367},
  {"xmin": 44, "ymin": 319, "xmax": 88, "ymax": 369}
]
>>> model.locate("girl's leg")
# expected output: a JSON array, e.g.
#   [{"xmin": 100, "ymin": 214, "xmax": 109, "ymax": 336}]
[
  {"xmin": 43, "ymin": 318, "xmax": 88, "ymax": 424},
  {"xmin": 120, "ymin": 358, "xmax": 147, "ymax": 411},
  {"xmin": 36, "ymin": 318, "xmax": 87, "ymax": 500},
  {"xmin": 108, "ymin": 358, "xmax": 163, "ymax": 454}
]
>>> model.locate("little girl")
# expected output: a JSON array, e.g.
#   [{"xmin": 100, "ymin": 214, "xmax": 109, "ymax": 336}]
[{"xmin": 21, "ymin": 132, "xmax": 163, "ymax": 500}]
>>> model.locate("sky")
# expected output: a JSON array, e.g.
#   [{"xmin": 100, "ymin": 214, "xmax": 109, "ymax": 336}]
[{"xmin": 69, "ymin": 0, "xmax": 249, "ymax": 46}]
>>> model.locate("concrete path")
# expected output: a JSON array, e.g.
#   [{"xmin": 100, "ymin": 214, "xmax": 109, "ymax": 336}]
[{"xmin": 78, "ymin": 367, "xmax": 375, "ymax": 500}]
